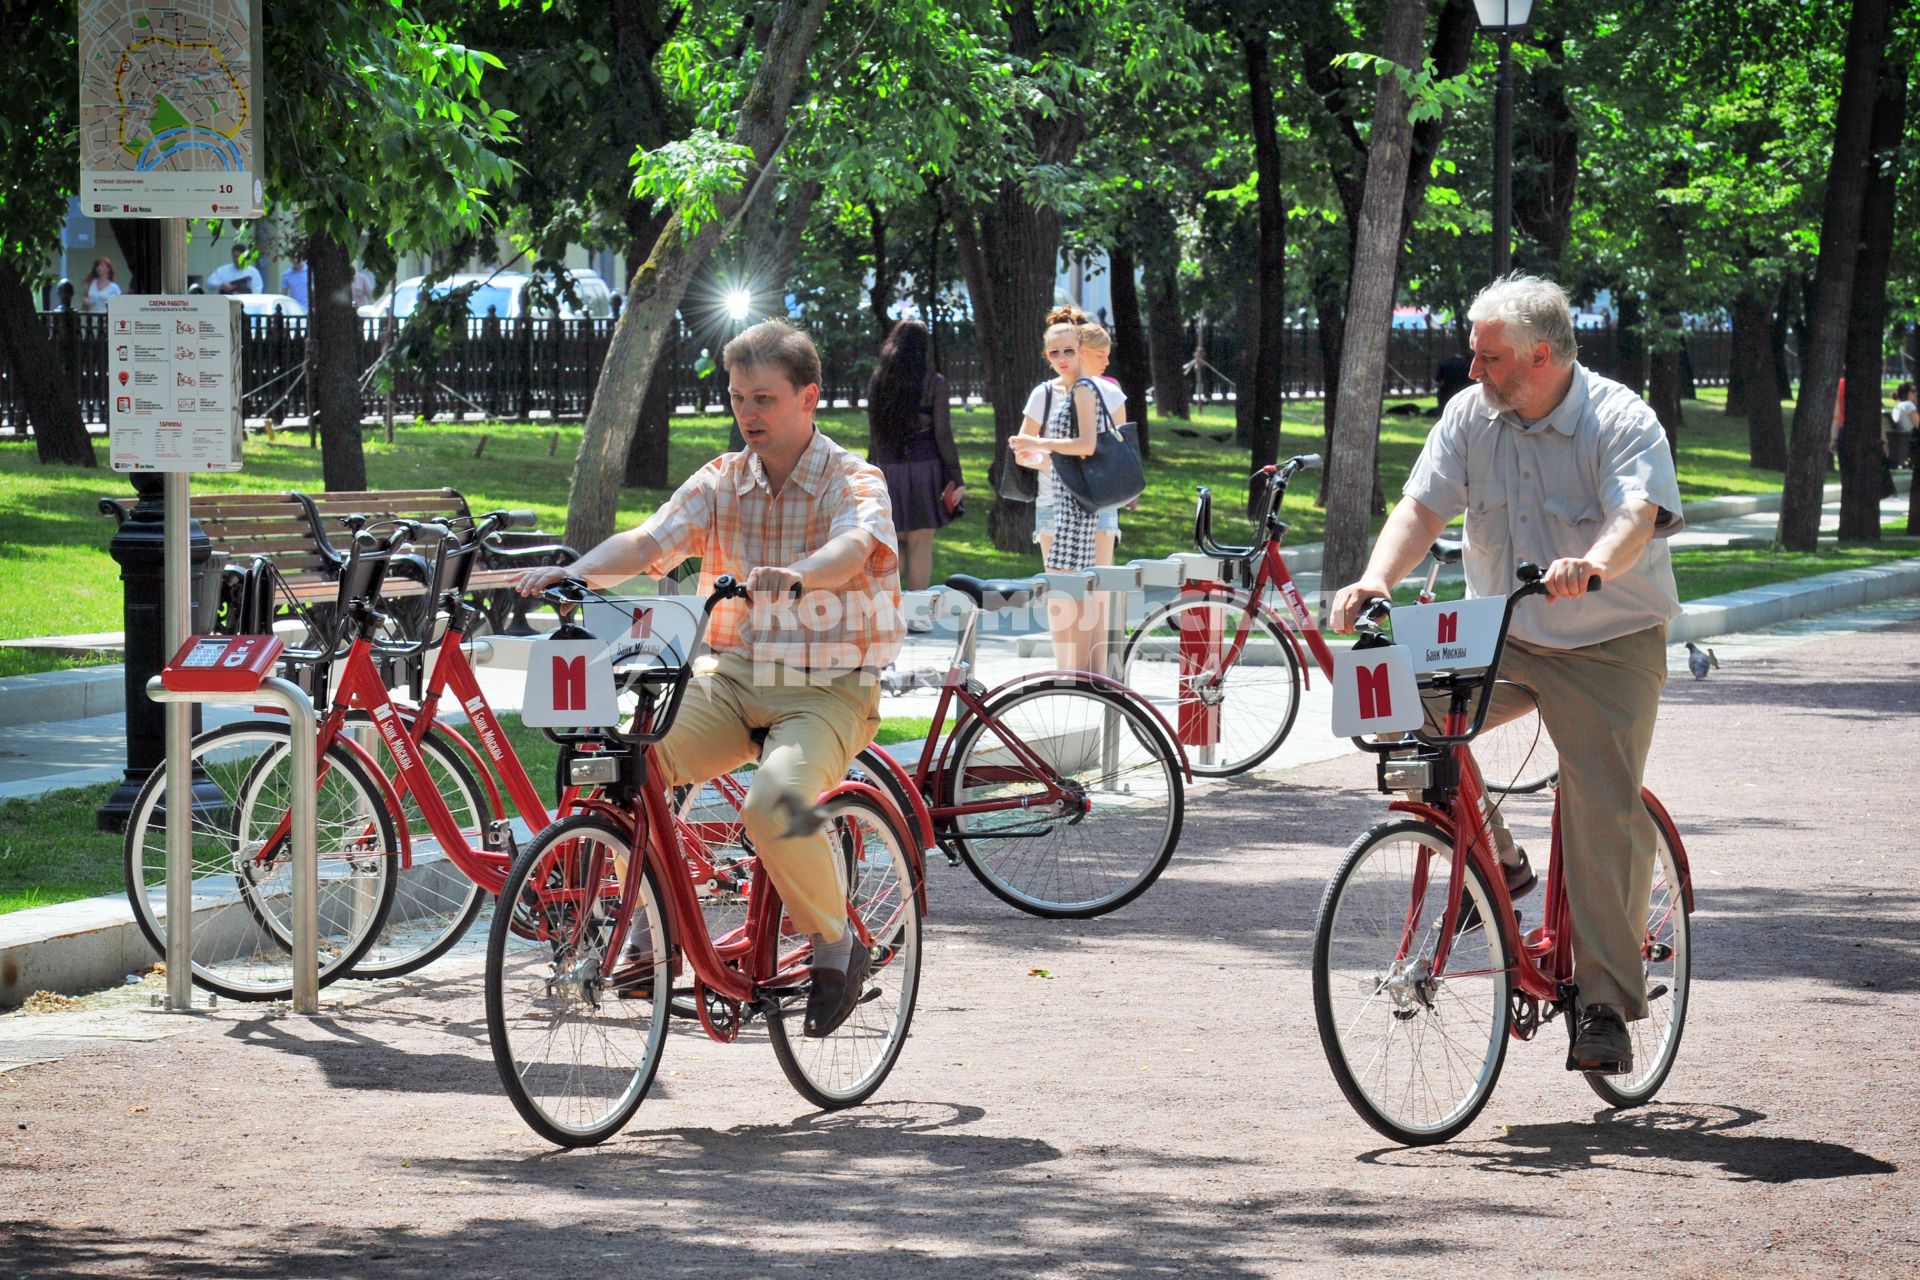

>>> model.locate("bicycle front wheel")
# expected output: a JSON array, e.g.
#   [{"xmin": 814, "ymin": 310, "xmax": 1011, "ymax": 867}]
[
  {"xmin": 1122, "ymin": 594, "xmax": 1303, "ymax": 777},
  {"xmin": 946, "ymin": 681, "xmax": 1183, "ymax": 917},
  {"xmin": 1586, "ymin": 801, "xmax": 1691, "ymax": 1108},
  {"xmin": 123, "ymin": 721, "xmax": 396, "ymax": 1002},
  {"xmin": 340, "ymin": 713, "xmax": 490, "ymax": 979},
  {"xmin": 485, "ymin": 815, "xmax": 671, "ymax": 1147},
  {"xmin": 767, "ymin": 795, "xmax": 923, "ymax": 1108},
  {"xmin": 1312, "ymin": 821, "xmax": 1511, "ymax": 1145},
  {"xmin": 1474, "ymin": 689, "xmax": 1558, "ymax": 795}
]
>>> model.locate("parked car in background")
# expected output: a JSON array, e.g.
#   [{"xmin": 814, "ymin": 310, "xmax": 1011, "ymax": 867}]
[
  {"xmin": 230, "ymin": 293, "xmax": 308, "ymax": 317},
  {"xmin": 356, "ymin": 269, "xmax": 614, "ymax": 321}
]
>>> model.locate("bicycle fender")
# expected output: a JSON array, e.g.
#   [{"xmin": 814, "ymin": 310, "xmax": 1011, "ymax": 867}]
[
  {"xmin": 1386, "ymin": 799, "xmax": 1454, "ymax": 835},
  {"xmin": 820, "ymin": 779, "xmax": 930, "ymax": 918},
  {"xmin": 977, "ymin": 668, "xmax": 1195, "ymax": 782},
  {"xmin": 851, "ymin": 743, "xmax": 938, "ymax": 852},
  {"xmin": 1640, "ymin": 788, "xmax": 1695, "ymax": 913},
  {"xmin": 332, "ymin": 731, "xmax": 416, "ymax": 869}
]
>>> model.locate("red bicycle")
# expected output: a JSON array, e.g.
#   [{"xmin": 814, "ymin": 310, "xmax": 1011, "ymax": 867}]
[
  {"xmin": 484, "ymin": 577, "xmax": 924, "ymax": 1146},
  {"xmin": 1120, "ymin": 454, "xmax": 1331, "ymax": 776},
  {"xmin": 1311, "ymin": 563, "xmax": 1693, "ymax": 1144}
]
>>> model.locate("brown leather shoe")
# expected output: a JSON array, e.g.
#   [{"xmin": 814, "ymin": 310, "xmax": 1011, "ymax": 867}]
[
  {"xmin": 803, "ymin": 941, "xmax": 872, "ymax": 1038},
  {"xmin": 1567, "ymin": 1003, "xmax": 1633, "ymax": 1075},
  {"xmin": 1503, "ymin": 849, "xmax": 1538, "ymax": 901}
]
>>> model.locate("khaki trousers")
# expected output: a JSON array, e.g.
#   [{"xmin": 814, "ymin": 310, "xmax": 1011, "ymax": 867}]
[
  {"xmin": 652, "ymin": 653, "xmax": 882, "ymax": 940},
  {"xmin": 1425, "ymin": 625, "xmax": 1666, "ymax": 1019}
]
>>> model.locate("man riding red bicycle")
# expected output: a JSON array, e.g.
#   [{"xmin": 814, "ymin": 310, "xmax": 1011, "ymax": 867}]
[
  {"xmin": 1329, "ymin": 274, "xmax": 1683, "ymax": 1076},
  {"xmin": 519, "ymin": 319, "xmax": 902, "ymax": 1039}
]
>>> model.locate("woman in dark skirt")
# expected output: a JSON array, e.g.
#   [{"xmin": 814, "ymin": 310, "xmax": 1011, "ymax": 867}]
[{"xmin": 867, "ymin": 318, "xmax": 964, "ymax": 591}]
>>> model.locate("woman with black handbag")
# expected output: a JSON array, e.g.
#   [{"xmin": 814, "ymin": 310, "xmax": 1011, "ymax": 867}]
[{"xmin": 1011, "ymin": 318, "xmax": 1110, "ymax": 671}]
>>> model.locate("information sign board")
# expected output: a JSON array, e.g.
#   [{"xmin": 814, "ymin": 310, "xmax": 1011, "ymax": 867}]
[
  {"xmin": 78, "ymin": 0, "xmax": 265, "ymax": 218},
  {"xmin": 107, "ymin": 294, "xmax": 243, "ymax": 472}
]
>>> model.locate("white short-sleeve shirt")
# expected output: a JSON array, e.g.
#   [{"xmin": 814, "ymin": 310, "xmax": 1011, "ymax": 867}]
[
  {"xmin": 1022, "ymin": 377, "xmax": 1125, "ymax": 426},
  {"xmin": 1401, "ymin": 363, "xmax": 1684, "ymax": 649}
]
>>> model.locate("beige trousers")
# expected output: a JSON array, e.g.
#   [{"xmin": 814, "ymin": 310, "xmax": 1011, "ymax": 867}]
[
  {"xmin": 652, "ymin": 653, "xmax": 881, "ymax": 940},
  {"xmin": 1426, "ymin": 625, "xmax": 1667, "ymax": 1019}
]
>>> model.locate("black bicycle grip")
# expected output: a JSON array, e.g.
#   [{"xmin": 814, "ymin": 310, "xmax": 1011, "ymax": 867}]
[{"xmin": 505, "ymin": 509, "xmax": 538, "ymax": 530}]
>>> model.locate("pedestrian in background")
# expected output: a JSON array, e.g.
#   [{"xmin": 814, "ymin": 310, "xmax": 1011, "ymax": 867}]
[
  {"xmin": 282, "ymin": 253, "xmax": 309, "ymax": 309},
  {"xmin": 866, "ymin": 318, "xmax": 964, "ymax": 596},
  {"xmin": 1017, "ymin": 306, "xmax": 1126, "ymax": 568},
  {"xmin": 82, "ymin": 258, "xmax": 121, "ymax": 313},
  {"xmin": 1888, "ymin": 381, "xmax": 1916, "ymax": 470},
  {"xmin": 1011, "ymin": 312, "xmax": 1108, "ymax": 672}
]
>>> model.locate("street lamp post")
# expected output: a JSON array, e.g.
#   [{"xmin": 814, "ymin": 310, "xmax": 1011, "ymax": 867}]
[{"xmin": 1475, "ymin": 0, "xmax": 1535, "ymax": 280}]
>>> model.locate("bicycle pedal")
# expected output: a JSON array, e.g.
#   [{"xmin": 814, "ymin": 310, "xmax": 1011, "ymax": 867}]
[{"xmin": 485, "ymin": 820, "xmax": 518, "ymax": 858}]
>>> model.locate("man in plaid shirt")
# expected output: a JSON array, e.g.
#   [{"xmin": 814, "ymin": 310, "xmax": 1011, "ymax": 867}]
[{"xmin": 518, "ymin": 319, "xmax": 903, "ymax": 1038}]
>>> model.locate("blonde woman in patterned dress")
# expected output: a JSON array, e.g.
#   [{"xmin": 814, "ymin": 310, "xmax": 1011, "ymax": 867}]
[{"xmin": 1011, "ymin": 319, "xmax": 1106, "ymax": 671}]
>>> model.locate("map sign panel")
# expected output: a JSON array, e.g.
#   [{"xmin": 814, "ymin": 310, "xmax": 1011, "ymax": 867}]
[
  {"xmin": 79, "ymin": 1, "xmax": 264, "ymax": 219},
  {"xmin": 107, "ymin": 295, "xmax": 244, "ymax": 472}
]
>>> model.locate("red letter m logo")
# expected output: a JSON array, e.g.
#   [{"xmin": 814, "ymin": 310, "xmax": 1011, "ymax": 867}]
[
  {"xmin": 1355, "ymin": 662, "xmax": 1394, "ymax": 720},
  {"xmin": 1436, "ymin": 611, "xmax": 1459, "ymax": 645},
  {"xmin": 552, "ymin": 655, "xmax": 587, "ymax": 712},
  {"xmin": 629, "ymin": 608, "xmax": 653, "ymax": 640}
]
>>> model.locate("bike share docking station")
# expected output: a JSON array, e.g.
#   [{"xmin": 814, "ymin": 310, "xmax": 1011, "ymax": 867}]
[{"xmin": 150, "ymin": 635, "xmax": 324, "ymax": 1016}]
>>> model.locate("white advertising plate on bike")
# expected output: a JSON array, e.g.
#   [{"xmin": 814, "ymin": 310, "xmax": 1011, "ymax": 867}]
[
  {"xmin": 581, "ymin": 594, "xmax": 703, "ymax": 671},
  {"xmin": 521, "ymin": 638, "xmax": 620, "ymax": 728},
  {"xmin": 1392, "ymin": 596, "xmax": 1508, "ymax": 675},
  {"xmin": 1330, "ymin": 644, "xmax": 1423, "ymax": 738}
]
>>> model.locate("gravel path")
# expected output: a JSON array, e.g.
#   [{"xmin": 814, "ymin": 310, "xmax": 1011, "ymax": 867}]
[{"xmin": 3, "ymin": 622, "xmax": 1917, "ymax": 1278}]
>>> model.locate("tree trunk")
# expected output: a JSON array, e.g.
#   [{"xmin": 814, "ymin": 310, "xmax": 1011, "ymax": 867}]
[
  {"xmin": 0, "ymin": 259, "xmax": 96, "ymax": 466},
  {"xmin": 564, "ymin": 0, "xmax": 828, "ymax": 551},
  {"xmin": 1732, "ymin": 289, "xmax": 1787, "ymax": 469},
  {"xmin": 1243, "ymin": 32, "xmax": 1286, "ymax": 505},
  {"xmin": 953, "ymin": 191, "xmax": 1062, "ymax": 551},
  {"xmin": 1724, "ymin": 294, "xmax": 1751, "ymax": 417},
  {"xmin": 307, "ymin": 231, "xmax": 367, "ymax": 491},
  {"xmin": 108, "ymin": 220, "xmax": 163, "ymax": 294},
  {"xmin": 1320, "ymin": 0, "xmax": 1425, "ymax": 615},
  {"xmin": 1648, "ymin": 341, "xmax": 1684, "ymax": 460},
  {"xmin": 620, "ymin": 203, "xmax": 675, "ymax": 490},
  {"xmin": 1614, "ymin": 293, "xmax": 1646, "ymax": 394},
  {"xmin": 1232, "ymin": 272, "xmax": 1258, "ymax": 446},
  {"xmin": 1838, "ymin": 49, "xmax": 1907, "ymax": 541},
  {"xmin": 1779, "ymin": 0, "xmax": 1893, "ymax": 550},
  {"xmin": 1107, "ymin": 244, "xmax": 1152, "ymax": 462},
  {"xmin": 867, "ymin": 206, "xmax": 893, "ymax": 338},
  {"xmin": 1313, "ymin": 294, "xmax": 1344, "ymax": 508},
  {"xmin": 1144, "ymin": 258, "xmax": 1190, "ymax": 419}
]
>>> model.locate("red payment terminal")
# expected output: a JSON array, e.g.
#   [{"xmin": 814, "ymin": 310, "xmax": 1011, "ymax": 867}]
[{"xmin": 160, "ymin": 634, "xmax": 286, "ymax": 694}]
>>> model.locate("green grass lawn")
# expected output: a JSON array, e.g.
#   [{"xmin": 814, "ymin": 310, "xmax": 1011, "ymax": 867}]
[
  {"xmin": 0, "ymin": 390, "xmax": 1814, "ymax": 646},
  {"xmin": 0, "ymin": 648, "xmax": 119, "ymax": 679}
]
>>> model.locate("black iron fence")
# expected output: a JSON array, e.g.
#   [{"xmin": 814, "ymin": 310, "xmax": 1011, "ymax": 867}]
[{"xmin": 0, "ymin": 309, "xmax": 1765, "ymax": 434}]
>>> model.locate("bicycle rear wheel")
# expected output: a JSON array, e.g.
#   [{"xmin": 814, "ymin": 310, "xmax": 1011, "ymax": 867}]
[
  {"xmin": 340, "ymin": 713, "xmax": 490, "ymax": 978},
  {"xmin": 485, "ymin": 815, "xmax": 671, "ymax": 1147},
  {"xmin": 1312, "ymin": 820, "xmax": 1511, "ymax": 1145},
  {"xmin": 1121, "ymin": 594, "xmax": 1303, "ymax": 777},
  {"xmin": 945, "ymin": 681, "xmax": 1183, "ymax": 917},
  {"xmin": 1585, "ymin": 801, "xmax": 1691, "ymax": 1107},
  {"xmin": 123, "ymin": 721, "xmax": 396, "ymax": 1002},
  {"xmin": 767, "ymin": 795, "xmax": 923, "ymax": 1108}
]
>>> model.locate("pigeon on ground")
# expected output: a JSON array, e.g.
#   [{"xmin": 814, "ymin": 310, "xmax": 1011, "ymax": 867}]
[{"xmin": 1684, "ymin": 641, "xmax": 1721, "ymax": 680}]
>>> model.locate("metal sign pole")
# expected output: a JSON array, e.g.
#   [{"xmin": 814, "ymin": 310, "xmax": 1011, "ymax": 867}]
[{"xmin": 160, "ymin": 216, "xmax": 195, "ymax": 1014}]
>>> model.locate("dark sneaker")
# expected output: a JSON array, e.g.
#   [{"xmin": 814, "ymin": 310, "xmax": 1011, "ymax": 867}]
[
  {"xmin": 1503, "ymin": 849, "xmax": 1538, "ymax": 902},
  {"xmin": 1567, "ymin": 1003, "xmax": 1633, "ymax": 1075},
  {"xmin": 803, "ymin": 940, "xmax": 872, "ymax": 1038}
]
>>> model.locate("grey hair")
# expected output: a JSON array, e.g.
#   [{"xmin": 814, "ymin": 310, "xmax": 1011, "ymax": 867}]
[{"xmin": 1467, "ymin": 274, "xmax": 1579, "ymax": 365}]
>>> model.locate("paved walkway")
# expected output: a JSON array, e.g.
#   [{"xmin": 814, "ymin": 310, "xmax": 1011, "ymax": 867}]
[{"xmin": 1, "ymin": 606, "xmax": 1916, "ymax": 1276}]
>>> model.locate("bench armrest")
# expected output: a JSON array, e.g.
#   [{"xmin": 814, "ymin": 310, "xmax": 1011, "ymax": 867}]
[{"xmin": 99, "ymin": 497, "xmax": 135, "ymax": 525}]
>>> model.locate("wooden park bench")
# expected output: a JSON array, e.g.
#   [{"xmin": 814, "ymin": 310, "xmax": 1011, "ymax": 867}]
[{"xmin": 99, "ymin": 487, "xmax": 576, "ymax": 640}]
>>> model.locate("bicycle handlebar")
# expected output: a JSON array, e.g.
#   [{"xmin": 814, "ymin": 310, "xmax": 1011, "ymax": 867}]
[
  {"xmin": 1193, "ymin": 453, "xmax": 1320, "ymax": 559},
  {"xmin": 1349, "ymin": 562, "xmax": 1601, "ymax": 752}
]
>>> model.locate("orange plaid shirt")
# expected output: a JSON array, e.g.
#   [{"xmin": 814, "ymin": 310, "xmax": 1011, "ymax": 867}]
[{"xmin": 637, "ymin": 427, "xmax": 903, "ymax": 672}]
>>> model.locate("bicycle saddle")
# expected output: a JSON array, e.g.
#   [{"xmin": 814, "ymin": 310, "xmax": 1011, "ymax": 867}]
[
  {"xmin": 944, "ymin": 574, "xmax": 1044, "ymax": 611},
  {"xmin": 1429, "ymin": 538, "xmax": 1463, "ymax": 566}
]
